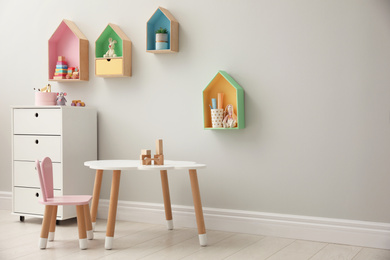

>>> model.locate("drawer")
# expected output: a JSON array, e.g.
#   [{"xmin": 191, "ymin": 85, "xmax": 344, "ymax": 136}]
[
  {"xmin": 13, "ymin": 108, "xmax": 62, "ymax": 135},
  {"xmin": 14, "ymin": 161, "xmax": 62, "ymax": 189},
  {"xmin": 14, "ymin": 187, "xmax": 62, "ymax": 217},
  {"xmin": 96, "ymin": 58, "xmax": 123, "ymax": 76},
  {"xmin": 13, "ymin": 135, "xmax": 61, "ymax": 162}
]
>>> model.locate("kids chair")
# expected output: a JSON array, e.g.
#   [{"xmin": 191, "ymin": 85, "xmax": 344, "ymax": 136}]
[{"xmin": 36, "ymin": 157, "xmax": 93, "ymax": 250}]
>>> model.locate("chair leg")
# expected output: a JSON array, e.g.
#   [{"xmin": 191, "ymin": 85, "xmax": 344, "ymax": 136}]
[
  {"xmin": 76, "ymin": 205, "xmax": 87, "ymax": 250},
  {"xmin": 83, "ymin": 204, "xmax": 93, "ymax": 240},
  {"xmin": 48, "ymin": 206, "xmax": 58, "ymax": 241},
  {"xmin": 39, "ymin": 205, "xmax": 53, "ymax": 249}
]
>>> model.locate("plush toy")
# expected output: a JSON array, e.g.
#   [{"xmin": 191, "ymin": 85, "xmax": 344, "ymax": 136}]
[
  {"xmin": 103, "ymin": 38, "xmax": 117, "ymax": 58},
  {"xmin": 56, "ymin": 92, "xmax": 67, "ymax": 106}
]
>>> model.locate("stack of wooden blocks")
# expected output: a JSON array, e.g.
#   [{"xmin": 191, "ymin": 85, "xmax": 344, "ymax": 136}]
[
  {"xmin": 140, "ymin": 139, "xmax": 164, "ymax": 165},
  {"xmin": 53, "ymin": 56, "xmax": 68, "ymax": 79}
]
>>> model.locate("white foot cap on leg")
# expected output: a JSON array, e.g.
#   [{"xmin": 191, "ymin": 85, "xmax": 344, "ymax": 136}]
[
  {"xmin": 199, "ymin": 234, "xmax": 208, "ymax": 246},
  {"xmin": 92, "ymin": 222, "xmax": 96, "ymax": 231},
  {"xmin": 167, "ymin": 220, "xmax": 174, "ymax": 230},
  {"xmin": 79, "ymin": 238, "xmax": 87, "ymax": 250},
  {"xmin": 87, "ymin": 230, "xmax": 94, "ymax": 240},
  {"xmin": 39, "ymin": 238, "xmax": 48, "ymax": 249},
  {"xmin": 105, "ymin": 236, "xmax": 114, "ymax": 250},
  {"xmin": 48, "ymin": 232, "xmax": 55, "ymax": 241}
]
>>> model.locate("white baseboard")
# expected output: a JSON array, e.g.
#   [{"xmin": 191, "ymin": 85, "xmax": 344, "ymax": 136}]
[
  {"xmin": 96, "ymin": 199, "xmax": 390, "ymax": 250},
  {"xmin": 1, "ymin": 192, "xmax": 389, "ymax": 249},
  {"xmin": 0, "ymin": 191, "xmax": 12, "ymax": 210}
]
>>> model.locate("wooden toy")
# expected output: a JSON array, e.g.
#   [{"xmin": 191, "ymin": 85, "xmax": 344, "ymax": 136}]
[
  {"xmin": 140, "ymin": 149, "xmax": 152, "ymax": 165},
  {"xmin": 140, "ymin": 139, "xmax": 164, "ymax": 165},
  {"xmin": 71, "ymin": 100, "xmax": 85, "ymax": 107},
  {"xmin": 53, "ymin": 56, "xmax": 68, "ymax": 79}
]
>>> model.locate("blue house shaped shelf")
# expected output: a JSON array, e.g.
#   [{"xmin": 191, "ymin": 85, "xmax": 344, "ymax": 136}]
[{"xmin": 146, "ymin": 7, "xmax": 179, "ymax": 53}]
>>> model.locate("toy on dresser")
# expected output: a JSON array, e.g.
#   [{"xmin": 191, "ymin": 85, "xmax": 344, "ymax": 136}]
[{"xmin": 56, "ymin": 92, "xmax": 67, "ymax": 106}]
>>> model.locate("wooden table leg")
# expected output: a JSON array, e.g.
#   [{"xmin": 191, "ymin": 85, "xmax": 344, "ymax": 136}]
[
  {"xmin": 90, "ymin": 169, "xmax": 103, "ymax": 231},
  {"xmin": 105, "ymin": 170, "xmax": 121, "ymax": 250},
  {"xmin": 160, "ymin": 170, "xmax": 173, "ymax": 230},
  {"xmin": 189, "ymin": 169, "xmax": 207, "ymax": 246}
]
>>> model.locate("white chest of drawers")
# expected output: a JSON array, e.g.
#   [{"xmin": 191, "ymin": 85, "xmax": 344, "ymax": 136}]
[{"xmin": 12, "ymin": 106, "xmax": 97, "ymax": 220}]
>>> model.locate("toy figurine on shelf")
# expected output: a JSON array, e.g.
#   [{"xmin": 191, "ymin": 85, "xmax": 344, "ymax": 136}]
[
  {"xmin": 72, "ymin": 67, "xmax": 79, "ymax": 79},
  {"xmin": 222, "ymin": 104, "xmax": 237, "ymax": 128},
  {"xmin": 103, "ymin": 38, "xmax": 117, "ymax": 58},
  {"xmin": 56, "ymin": 92, "xmax": 67, "ymax": 106}
]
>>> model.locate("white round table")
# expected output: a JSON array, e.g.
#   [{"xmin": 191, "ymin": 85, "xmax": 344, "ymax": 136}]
[{"xmin": 84, "ymin": 160, "xmax": 207, "ymax": 249}]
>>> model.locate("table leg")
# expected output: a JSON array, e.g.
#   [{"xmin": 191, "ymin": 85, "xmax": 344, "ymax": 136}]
[
  {"xmin": 160, "ymin": 170, "xmax": 173, "ymax": 230},
  {"xmin": 90, "ymin": 169, "xmax": 103, "ymax": 231},
  {"xmin": 189, "ymin": 169, "xmax": 207, "ymax": 246},
  {"xmin": 105, "ymin": 170, "xmax": 121, "ymax": 250}
]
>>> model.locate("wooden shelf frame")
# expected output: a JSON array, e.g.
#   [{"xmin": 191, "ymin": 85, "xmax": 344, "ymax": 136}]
[
  {"xmin": 203, "ymin": 71, "xmax": 245, "ymax": 130},
  {"xmin": 48, "ymin": 19, "xmax": 89, "ymax": 81},
  {"xmin": 95, "ymin": 23, "xmax": 132, "ymax": 77},
  {"xmin": 146, "ymin": 7, "xmax": 179, "ymax": 53}
]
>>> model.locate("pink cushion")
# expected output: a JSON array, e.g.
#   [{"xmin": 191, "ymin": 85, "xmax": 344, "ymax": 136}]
[{"xmin": 39, "ymin": 195, "xmax": 92, "ymax": 206}]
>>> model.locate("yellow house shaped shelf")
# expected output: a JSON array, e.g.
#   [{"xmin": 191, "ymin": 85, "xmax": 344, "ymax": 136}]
[
  {"xmin": 95, "ymin": 23, "xmax": 132, "ymax": 77},
  {"xmin": 203, "ymin": 71, "xmax": 245, "ymax": 130},
  {"xmin": 48, "ymin": 19, "xmax": 89, "ymax": 81}
]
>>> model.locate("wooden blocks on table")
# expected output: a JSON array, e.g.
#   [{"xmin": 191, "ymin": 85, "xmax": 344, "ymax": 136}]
[{"xmin": 140, "ymin": 139, "xmax": 164, "ymax": 165}]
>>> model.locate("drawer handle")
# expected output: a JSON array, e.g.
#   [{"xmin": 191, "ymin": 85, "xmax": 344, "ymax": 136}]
[
  {"xmin": 35, "ymin": 113, "xmax": 39, "ymax": 118},
  {"xmin": 35, "ymin": 139, "xmax": 39, "ymax": 144},
  {"xmin": 35, "ymin": 193, "xmax": 39, "ymax": 197}
]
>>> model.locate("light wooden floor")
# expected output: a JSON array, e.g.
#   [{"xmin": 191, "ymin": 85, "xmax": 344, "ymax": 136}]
[{"xmin": 0, "ymin": 210, "xmax": 389, "ymax": 260}]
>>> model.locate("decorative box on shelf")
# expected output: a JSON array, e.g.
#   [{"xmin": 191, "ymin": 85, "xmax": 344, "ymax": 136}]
[
  {"xmin": 95, "ymin": 23, "xmax": 132, "ymax": 77},
  {"xmin": 202, "ymin": 71, "xmax": 245, "ymax": 130},
  {"xmin": 146, "ymin": 7, "xmax": 179, "ymax": 53},
  {"xmin": 48, "ymin": 19, "xmax": 89, "ymax": 81}
]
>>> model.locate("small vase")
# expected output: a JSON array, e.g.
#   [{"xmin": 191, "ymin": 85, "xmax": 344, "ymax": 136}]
[{"xmin": 156, "ymin": 33, "xmax": 168, "ymax": 50}]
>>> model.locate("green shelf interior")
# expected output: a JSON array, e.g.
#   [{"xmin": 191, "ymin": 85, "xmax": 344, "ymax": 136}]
[{"xmin": 96, "ymin": 25, "xmax": 123, "ymax": 58}]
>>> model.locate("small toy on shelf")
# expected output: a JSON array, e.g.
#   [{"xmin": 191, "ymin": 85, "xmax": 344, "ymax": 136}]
[
  {"xmin": 103, "ymin": 38, "xmax": 117, "ymax": 58},
  {"xmin": 72, "ymin": 67, "xmax": 79, "ymax": 79},
  {"xmin": 140, "ymin": 139, "xmax": 164, "ymax": 165},
  {"xmin": 56, "ymin": 92, "xmax": 67, "ymax": 106},
  {"xmin": 222, "ymin": 104, "xmax": 237, "ymax": 128},
  {"xmin": 53, "ymin": 56, "xmax": 68, "ymax": 80},
  {"xmin": 71, "ymin": 100, "xmax": 85, "ymax": 107},
  {"xmin": 66, "ymin": 67, "xmax": 75, "ymax": 79}
]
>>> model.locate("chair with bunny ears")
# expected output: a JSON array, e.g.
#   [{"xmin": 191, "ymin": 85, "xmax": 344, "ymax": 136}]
[{"xmin": 36, "ymin": 157, "xmax": 93, "ymax": 249}]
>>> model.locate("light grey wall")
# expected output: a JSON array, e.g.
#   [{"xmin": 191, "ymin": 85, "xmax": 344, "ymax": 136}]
[{"xmin": 1, "ymin": 0, "xmax": 390, "ymax": 223}]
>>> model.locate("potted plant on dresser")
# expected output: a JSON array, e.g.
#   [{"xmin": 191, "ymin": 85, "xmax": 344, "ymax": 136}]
[{"xmin": 155, "ymin": 27, "xmax": 168, "ymax": 50}]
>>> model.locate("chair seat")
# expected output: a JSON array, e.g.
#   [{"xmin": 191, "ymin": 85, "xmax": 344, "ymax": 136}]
[{"xmin": 39, "ymin": 195, "xmax": 92, "ymax": 205}]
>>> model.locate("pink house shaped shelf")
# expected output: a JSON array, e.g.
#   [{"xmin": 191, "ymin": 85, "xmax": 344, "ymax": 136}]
[{"xmin": 48, "ymin": 20, "xmax": 89, "ymax": 81}]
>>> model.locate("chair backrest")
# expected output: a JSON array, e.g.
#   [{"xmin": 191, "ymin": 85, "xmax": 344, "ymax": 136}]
[{"xmin": 35, "ymin": 157, "xmax": 54, "ymax": 202}]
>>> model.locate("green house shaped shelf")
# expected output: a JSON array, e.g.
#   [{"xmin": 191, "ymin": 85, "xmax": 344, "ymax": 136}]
[
  {"xmin": 146, "ymin": 7, "xmax": 179, "ymax": 53},
  {"xmin": 203, "ymin": 71, "xmax": 245, "ymax": 130},
  {"xmin": 95, "ymin": 23, "xmax": 132, "ymax": 77},
  {"xmin": 48, "ymin": 19, "xmax": 89, "ymax": 81}
]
